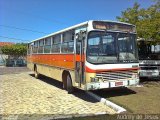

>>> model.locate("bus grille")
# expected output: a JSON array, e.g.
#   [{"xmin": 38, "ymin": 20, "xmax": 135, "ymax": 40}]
[{"xmin": 96, "ymin": 70, "xmax": 137, "ymax": 81}]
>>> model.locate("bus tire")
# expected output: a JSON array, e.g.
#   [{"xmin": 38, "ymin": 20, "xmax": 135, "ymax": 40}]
[
  {"xmin": 34, "ymin": 66, "xmax": 39, "ymax": 79},
  {"xmin": 66, "ymin": 74, "xmax": 73, "ymax": 94}
]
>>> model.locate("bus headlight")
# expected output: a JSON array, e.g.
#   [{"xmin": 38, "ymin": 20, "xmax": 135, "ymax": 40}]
[{"xmin": 132, "ymin": 73, "xmax": 138, "ymax": 79}]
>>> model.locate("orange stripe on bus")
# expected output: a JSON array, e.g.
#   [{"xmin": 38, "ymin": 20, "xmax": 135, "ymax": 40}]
[
  {"xmin": 27, "ymin": 54, "xmax": 85, "ymax": 69},
  {"xmin": 27, "ymin": 54, "xmax": 75, "ymax": 69},
  {"xmin": 75, "ymin": 55, "xmax": 85, "ymax": 62}
]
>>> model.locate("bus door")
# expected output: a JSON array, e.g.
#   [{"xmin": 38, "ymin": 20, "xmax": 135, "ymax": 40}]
[{"xmin": 75, "ymin": 29, "xmax": 86, "ymax": 87}]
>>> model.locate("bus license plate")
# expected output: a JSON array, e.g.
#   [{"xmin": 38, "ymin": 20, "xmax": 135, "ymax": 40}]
[{"xmin": 115, "ymin": 81, "xmax": 123, "ymax": 86}]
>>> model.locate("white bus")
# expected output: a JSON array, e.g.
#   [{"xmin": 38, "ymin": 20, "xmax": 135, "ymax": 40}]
[{"xmin": 27, "ymin": 20, "xmax": 139, "ymax": 93}]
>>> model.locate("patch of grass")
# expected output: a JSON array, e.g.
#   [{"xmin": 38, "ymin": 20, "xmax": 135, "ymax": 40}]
[
  {"xmin": 108, "ymin": 82, "xmax": 160, "ymax": 114},
  {"xmin": 107, "ymin": 99, "xmax": 134, "ymax": 113},
  {"xmin": 93, "ymin": 81, "xmax": 160, "ymax": 114}
]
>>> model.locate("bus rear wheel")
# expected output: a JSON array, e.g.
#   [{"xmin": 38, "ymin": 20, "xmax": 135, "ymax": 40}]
[{"xmin": 34, "ymin": 66, "xmax": 39, "ymax": 79}]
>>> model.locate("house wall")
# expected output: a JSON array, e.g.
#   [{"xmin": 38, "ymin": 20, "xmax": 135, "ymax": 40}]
[
  {"xmin": 0, "ymin": 42, "xmax": 14, "ymax": 66},
  {"xmin": 0, "ymin": 47, "xmax": 7, "ymax": 66},
  {"xmin": 0, "ymin": 54, "xmax": 8, "ymax": 66}
]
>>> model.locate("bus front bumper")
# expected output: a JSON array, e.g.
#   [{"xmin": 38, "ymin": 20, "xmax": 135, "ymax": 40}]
[
  {"xmin": 85, "ymin": 79, "xmax": 139, "ymax": 90},
  {"xmin": 139, "ymin": 70, "xmax": 160, "ymax": 78}
]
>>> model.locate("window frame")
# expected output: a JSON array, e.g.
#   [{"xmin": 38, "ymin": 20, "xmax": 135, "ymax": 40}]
[{"xmin": 61, "ymin": 30, "xmax": 75, "ymax": 53}]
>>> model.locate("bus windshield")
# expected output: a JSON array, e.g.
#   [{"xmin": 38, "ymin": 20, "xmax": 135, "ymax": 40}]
[
  {"xmin": 138, "ymin": 41, "xmax": 160, "ymax": 60},
  {"xmin": 87, "ymin": 31, "xmax": 138, "ymax": 64}
]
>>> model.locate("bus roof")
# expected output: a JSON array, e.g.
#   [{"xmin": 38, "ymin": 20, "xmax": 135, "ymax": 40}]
[{"xmin": 30, "ymin": 20, "xmax": 135, "ymax": 43}]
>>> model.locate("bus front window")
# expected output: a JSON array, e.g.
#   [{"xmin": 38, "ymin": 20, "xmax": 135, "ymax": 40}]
[
  {"xmin": 87, "ymin": 31, "xmax": 138, "ymax": 64},
  {"xmin": 87, "ymin": 31, "xmax": 117, "ymax": 64},
  {"xmin": 118, "ymin": 34, "xmax": 137, "ymax": 62}
]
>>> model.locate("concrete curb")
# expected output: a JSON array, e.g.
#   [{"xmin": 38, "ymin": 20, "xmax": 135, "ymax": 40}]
[{"xmin": 86, "ymin": 91, "xmax": 126, "ymax": 113}]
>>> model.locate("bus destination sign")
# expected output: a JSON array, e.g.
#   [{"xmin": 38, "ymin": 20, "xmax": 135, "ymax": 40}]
[{"xmin": 93, "ymin": 21, "xmax": 136, "ymax": 33}]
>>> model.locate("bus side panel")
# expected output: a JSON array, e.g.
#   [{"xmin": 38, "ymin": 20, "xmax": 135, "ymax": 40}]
[
  {"xmin": 37, "ymin": 64, "xmax": 62, "ymax": 81},
  {"xmin": 36, "ymin": 64, "xmax": 78, "ymax": 87},
  {"xmin": 27, "ymin": 61, "xmax": 78, "ymax": 87},
  {"xmin": 27, "ymin": 54, "xmax": 75, "ymax": 69},
  {"xmin": 27, "ymin": 54, "xmax": 79, "ymax": 87}
]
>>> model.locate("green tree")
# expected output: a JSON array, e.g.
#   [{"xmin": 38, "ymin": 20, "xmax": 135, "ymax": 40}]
[
  {"xmin": 116, "ymin": 2, "xmax": 140, "ymax": 24},
  {"xmin": 117, "ymin": 1, "xmax": 160, "ymax": 43},
  {"xmin": 1, "ymin": 43, "xmax": 27, "ymax": 58}
]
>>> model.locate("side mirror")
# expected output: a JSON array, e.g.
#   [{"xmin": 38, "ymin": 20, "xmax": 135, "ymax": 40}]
[{"xmin": 76, "ymin": 30, "xmax": 86, "ymax": 41}]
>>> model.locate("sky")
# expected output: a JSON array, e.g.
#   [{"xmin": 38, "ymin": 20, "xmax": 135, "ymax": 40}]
[{"xmin": 0, "ymin": 0, "xmax": 156, "ymax": 43}]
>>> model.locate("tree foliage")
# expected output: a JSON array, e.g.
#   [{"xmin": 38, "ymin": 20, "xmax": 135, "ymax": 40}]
[
  {"xmin": 117, "ymin": 1, "xmax": 160, "ymax": 43},
  {"xmin": 1, "ymin": 43, "xmax": 27, "ymax": 58}
]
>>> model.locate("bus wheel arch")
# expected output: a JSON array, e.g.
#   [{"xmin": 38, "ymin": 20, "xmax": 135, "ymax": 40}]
[{"xmin": 62, "ymin": 70, "xmax": 73, "ymax": 93}]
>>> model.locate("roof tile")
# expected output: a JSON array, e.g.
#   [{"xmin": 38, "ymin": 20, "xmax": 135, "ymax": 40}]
[{"xmin": 0, "ymin": 42, "xmax": 14, "ymax": 47}]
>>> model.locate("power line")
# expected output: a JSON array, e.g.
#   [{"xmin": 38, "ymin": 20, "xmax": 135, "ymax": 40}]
[
  {"xmin": 0, "ymin": 35, "xmax": 29, "ymax": 42},
  {"xmin": 0, "ymin": 24, "xmax": 49, "ymax": 34},
  {"xmin": 12, "ymin": 9, "xmax": 68, "ymax": 25}
]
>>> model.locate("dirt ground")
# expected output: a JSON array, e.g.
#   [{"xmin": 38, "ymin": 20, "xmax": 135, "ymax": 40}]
[{"xmin": 0, "ymin": 66, "xmax": 29, "ymax": 75}]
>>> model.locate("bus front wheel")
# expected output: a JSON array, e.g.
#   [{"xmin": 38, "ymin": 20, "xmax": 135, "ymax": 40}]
[{"xmin": 66, "ymin": 74, "xmax": 73, "ymax": 94}]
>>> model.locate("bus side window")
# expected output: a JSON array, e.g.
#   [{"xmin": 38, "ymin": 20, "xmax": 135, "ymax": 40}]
[
  {"xmin": 33, "ymin": 41, "xmax": 38, "ymax": 54},
  {"xmin": 52, "ymin": 34, "xmax": 61, "ymax": 53},
  {"xmin": 44, "ymin": 37, "xmax": 51, "ymax": 53},
  {"xmin": 38, "ymin": 39, "xmax": 44, "ymax": 53},
  {"xmin": 61, "ymin": 30, "xmax": 74, "ymax": 53}
]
